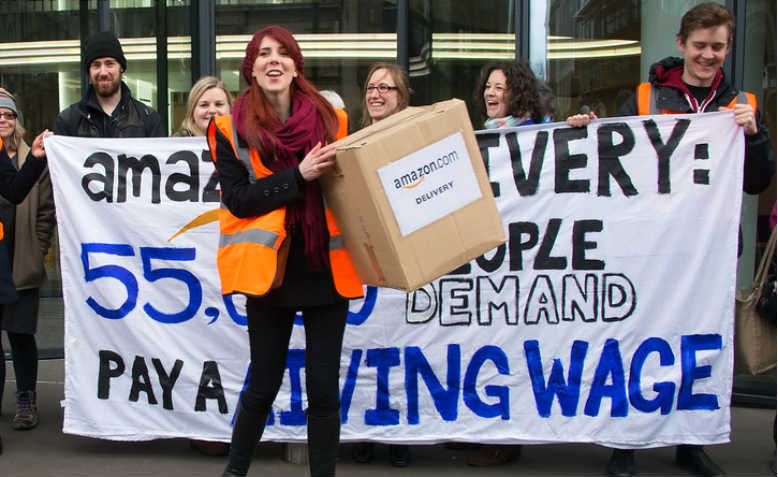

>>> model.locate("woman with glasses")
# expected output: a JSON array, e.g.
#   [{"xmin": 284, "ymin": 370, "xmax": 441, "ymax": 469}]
[
  {"xmin": 207, "ymin": 25, "xmax": 362, "ymax": 477},
  {"xmin": 350, "ymin": 62, "xmax": 413, "ymax": 469},
  {"xmin": 0, "ymin": 89, "xmax": 51, "ymax": 455},
  {"xmin": 361, "ymin": 63, "xmax": 411, "ymax": 127}
]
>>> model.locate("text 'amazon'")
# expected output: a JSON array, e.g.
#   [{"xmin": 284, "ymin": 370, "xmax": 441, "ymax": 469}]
[{"xmin": 377, "ymin": 132, "xmax": 482, "ymax": 236}]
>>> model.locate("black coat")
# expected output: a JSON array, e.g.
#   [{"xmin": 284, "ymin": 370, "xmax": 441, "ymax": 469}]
[
  {"xmin": 0, "ymin": 145, "xmax": 47, "ymax": 304},
  {"xmin": 53, "ymin": 82, "xmax": 163, "ymax": 138}
]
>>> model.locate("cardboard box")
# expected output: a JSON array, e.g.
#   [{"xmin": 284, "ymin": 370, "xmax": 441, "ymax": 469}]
[{"xmin": 321, "ymin": 98, "xmax": 506, "ymax": 291}]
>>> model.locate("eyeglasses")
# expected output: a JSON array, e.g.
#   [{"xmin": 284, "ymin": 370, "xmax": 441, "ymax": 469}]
[
  {"xmin": 366, "ymin": 84, "xmax": 398, "ymax": 94},
  {"xmin": 0, "ymin": 112, "xmax": 16, "ymax": 120}
]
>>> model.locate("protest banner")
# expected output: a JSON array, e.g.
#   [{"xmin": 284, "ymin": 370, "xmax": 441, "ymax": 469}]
[{"xmin": 45, "ymin": 110, "xmax": 743, "ymax": 447}]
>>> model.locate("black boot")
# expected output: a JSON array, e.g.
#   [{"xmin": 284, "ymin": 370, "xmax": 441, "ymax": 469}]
[
  {"xmin": 221, "ymin": 401, "xmax": 268, "ymax": 477},
  {"xmin": 307, "ymin": 413, "xmax": 340, "ymax": 477},
  {"xmin": 606, "ymin": 448, "xmax": 634, "ymax": 477},
  {"xmin": 351, "ymin": 442, "xmax": 374, "ymax": 463},
  {"xmin": 676, "ymin": 445, "xmax": 728, "ymax": 477}
]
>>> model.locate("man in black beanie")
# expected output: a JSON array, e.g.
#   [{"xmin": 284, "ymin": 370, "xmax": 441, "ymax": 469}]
[{"xmin": 54, "ymin": 30, "xmax": 162, "ymax": 138}]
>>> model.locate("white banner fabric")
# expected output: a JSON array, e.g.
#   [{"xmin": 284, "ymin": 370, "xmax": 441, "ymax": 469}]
[{"xmin": 45, "ymin": 111, "xmax": 744, "ymax": 448}]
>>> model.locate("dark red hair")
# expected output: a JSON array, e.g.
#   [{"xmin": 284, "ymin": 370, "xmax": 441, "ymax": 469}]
[{"xmin": 238, "ymin": 25, "xmax": 338, "ymax": 158}]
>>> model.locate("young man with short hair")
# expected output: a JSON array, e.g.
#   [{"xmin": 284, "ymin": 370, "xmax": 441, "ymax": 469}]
[
  {"xmin": 568, "ymin": 3, "xmax": 773, "ymax": 477},
  {"xmin": 615, "ymin": 2, "xmax": 771, "ymax": 197},
  {"xmin": 54, "ymin": 30, "xmax": 163, "ymax": 138}
]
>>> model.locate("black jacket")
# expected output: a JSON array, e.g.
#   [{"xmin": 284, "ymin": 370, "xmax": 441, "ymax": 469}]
[
  {"xmin": 53, "ymin": 82, "xmax": 163, "ymax": 138},
  {"xmin": 619, "ymin": 57, "xmax": 774, "ymax": 195},
  {"xmin": 0, "ymin": 146, "xmax": 47, "ymax": 305}
]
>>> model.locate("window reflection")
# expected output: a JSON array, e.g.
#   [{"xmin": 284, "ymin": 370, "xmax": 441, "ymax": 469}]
[
  {"xmin": 408, "ymin": 1, "xmax": 514, "ymax": 128},
  {"xmin": 546, "ymin": 0, "xmax": 641, "ymax": 119}
]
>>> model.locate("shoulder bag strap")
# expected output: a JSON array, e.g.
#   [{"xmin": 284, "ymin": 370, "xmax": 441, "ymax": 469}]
[{"xmin": 754, "ymin": 227, "xmax": 777, "ymax": 290}]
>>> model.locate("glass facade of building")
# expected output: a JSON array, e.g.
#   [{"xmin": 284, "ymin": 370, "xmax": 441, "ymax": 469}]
[
  {"xmin": 0, "ymin": 0, "xmax": 775, "ymax": 393},
  {"xmin": 2, "ymin": 2, "xmax": 773, "ymax": 143}
]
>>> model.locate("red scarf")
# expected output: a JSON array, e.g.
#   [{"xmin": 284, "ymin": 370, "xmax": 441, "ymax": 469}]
[
  {"xmin": 653, "ymin": 63, "xmax": 723, "ymax": 112},
  {"xmin": 234, "ymin": 93, "xmax": 330, "ymax": 271}
]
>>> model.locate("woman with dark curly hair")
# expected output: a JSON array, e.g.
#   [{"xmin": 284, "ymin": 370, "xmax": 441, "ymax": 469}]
[
  {"xmin": 466, "ymin": 59, "xmax": 553, "ymax": 467},
  {"xmin": 474, "ymin": 59, "xmax": 552, "ymax": 129}
]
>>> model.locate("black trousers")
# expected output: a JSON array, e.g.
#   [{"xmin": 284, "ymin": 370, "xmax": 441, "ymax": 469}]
[{"xmin": 240, "ymin": 298, "xmax": 348, "ymax": 419}]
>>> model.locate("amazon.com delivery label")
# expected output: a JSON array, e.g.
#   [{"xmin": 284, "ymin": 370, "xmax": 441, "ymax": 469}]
[{"xmin": 376, "ymin": 132, "xmax": 482, "ymax": 236}]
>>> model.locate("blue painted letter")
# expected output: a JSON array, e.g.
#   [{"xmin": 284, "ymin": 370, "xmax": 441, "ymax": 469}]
[
  {"xmin": 365, "ymin": 348, "xmax": 401, "ymax": 425},
  {"xmin": 524, "ymin": 339, "xmax": 588, "ymax": 417},
  {"xmin": 629, "ymin": 337, "xmax": 675, "ymax": 414},
  {"xmin": 584, "ymin": 339, "xmax": 627, "ymax": 417},
  {"xmin": 678, "ymin": 334, "xmax": 721, "ymax": 411},
  {"xmin": 463, "ymin": 345, "xmax": 510, "ymax": 419},
  {"xmin": 405, "ymin": 344, "xmax": 461, "ymax": 424}
]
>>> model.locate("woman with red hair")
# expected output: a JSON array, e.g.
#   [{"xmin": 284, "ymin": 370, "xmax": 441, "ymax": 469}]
[{"xmin": 207, "ymin": 26, "xmax": 362, "ymax": 477}]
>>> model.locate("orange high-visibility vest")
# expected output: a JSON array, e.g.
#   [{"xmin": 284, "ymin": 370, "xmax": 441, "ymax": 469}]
[
  {"xmin": 334, "ymin": 108, "xmax": 348, "ymax": 139},
  {"xmin": 637, "ymin": 82, "xmax": 757, "ymax": 116},
  {"xmin": 207, "ymin": 110, "xmax": 362, "ymax": 299}
]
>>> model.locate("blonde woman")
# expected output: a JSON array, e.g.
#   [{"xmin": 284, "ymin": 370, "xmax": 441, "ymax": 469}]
[
  {"xmin": 177, "ymin": 76, "xmax": 233, "ymax": 137},
  {"xmin": 176, "ymin": 77, "xmax": 232, "ymax": 456}
]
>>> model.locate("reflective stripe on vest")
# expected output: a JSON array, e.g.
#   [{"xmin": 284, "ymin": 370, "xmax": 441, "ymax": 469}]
[
  {"xmin": 207, "ymin": 110, "xmax": 363, "ymax": 298},
  {"xmin": 637, "ymin": 82, "xmax": 757, "ymax": 115},
  {"xmin": 219, "ymin": 228, "xmax": 280, "ymax": 249},
  {"xmin": 229, "ymin": 122, "xmax": 258, "ymax": 183},
  {"xmin": 330, "ymin": 234, "xmax": 346, "ymax": 250}
]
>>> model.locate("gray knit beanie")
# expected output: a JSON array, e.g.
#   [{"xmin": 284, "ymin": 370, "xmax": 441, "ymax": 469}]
[{"xmin": 0, "ymin": 90, "xmax": 21, "ymax": 126}]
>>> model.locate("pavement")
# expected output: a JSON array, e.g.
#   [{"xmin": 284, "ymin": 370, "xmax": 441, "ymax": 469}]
[
  {"xmin": 0, "ymin": 357, "xmax": 775, "ymax": 477},
  {"xmin": 1, "ymin": 297, "xmax": 776, "ymax": 476}
]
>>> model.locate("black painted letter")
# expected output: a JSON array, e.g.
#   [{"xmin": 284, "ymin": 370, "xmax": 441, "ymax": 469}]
[
  {"xmin": 643, "ymin": 118, "xmax": 691, "ymax": 194},
  {"xmin": 554, "ymin": 128, "xmax": 590, "ymax": 193},
  {"xmin": 97, "ymin": 350, "xmax": 125, "ymax": 399},
  {"xmin": 195, "ymin": 361, "xmax": 228, "ymax": 413},
  {"xmin": 597, "ymin": 123, "xmax": 637, "ymax": 196},
  {"xmin": 572, "ymin": 220, "xmax": 605, "ymax": 270}
]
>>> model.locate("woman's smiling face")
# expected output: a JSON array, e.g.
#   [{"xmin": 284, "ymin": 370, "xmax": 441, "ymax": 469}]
[
  {"xmin": 0, "ymin": 107, "xmax": 16, "ymax": 140},
  {"xmin": 193, "ymin": 87, "xmax": 230, "ymax": 133},
  {"xmin": 252, "ymin": 35, "xmax": 297, "ymax": 97},
  {"xmin": 365, "ymin": 68, "xmax": 400, "ymax": 123},
  {"xmin": 483, "ymin": 69, "xmax": 510, "ymax": 118}
]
